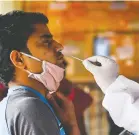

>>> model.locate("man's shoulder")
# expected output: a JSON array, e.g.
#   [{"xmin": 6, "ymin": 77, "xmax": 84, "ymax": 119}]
[
  {"xmin": 5, "ymin": 90, "xmax": 60, "ymax": 135},
  {"xmin": 6, "ymin": 90, "xmax": 53, "ymax": 120},
  {"xmin": 7, "ymin": 90, "xmax": 43, "ymax": 109}
]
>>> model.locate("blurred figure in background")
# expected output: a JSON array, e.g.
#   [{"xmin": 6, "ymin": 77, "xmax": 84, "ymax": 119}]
[
  {"xmin": 0, "ymin": 83, "xmax": 7, "ymax": 101},
  {"xmin": 59, "ymin": 60, "xmax": 93, "ymax": 135}
]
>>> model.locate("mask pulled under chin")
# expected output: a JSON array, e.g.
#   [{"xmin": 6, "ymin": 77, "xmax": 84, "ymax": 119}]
[{"xmin": 27, "ymin": 61, "xmax": 65, "ymax": 94}]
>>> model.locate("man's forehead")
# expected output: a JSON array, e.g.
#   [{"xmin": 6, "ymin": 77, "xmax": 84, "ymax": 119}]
[{"xmin": 32, "ymin": 23, "xmax": 53, "ymax": 38}]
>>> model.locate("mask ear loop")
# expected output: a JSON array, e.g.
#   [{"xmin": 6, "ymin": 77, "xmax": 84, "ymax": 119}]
[
  {"xmin": 20, "ymin": 52, "xmax": 41, "ymax": 62},
  {"xmin": 20, "ymin": 52, "xmax": 42, "ymax": 75}
]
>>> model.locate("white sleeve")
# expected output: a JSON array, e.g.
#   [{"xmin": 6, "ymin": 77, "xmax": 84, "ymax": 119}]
[{"xmin": 102, "ymin": 75, "xmax": 139, "ymax": 134}]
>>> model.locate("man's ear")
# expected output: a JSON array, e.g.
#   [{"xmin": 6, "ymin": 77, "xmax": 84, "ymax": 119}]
[{"xmin": 10, "ymin": 50, "xmax": 26, "ymax": 69}]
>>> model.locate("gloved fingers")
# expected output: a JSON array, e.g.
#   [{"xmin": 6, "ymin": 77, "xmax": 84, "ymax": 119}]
[
  {"xmin": 82, "ymin": 59, "xmax": 97, "ymax": 73},
  {"xmin": 87, "ymin": 56, "xmax": 110, "ymax": 65},
  {"xmin": 86, "ymin": 55, "xmax": 117, "ymax": 67},
  {"xmin": 83, "ymin": 56, "xmax": 105, "ymax": 72}
]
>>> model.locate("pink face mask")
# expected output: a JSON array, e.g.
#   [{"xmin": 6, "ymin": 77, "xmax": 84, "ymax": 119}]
[{"xmin": 21, "ymin": 52, "xmax": 65, "ymax": 94}]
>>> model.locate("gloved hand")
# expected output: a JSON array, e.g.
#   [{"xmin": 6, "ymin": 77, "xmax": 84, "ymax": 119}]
[{"xmin": 83, "ymin": 56, "xmax": 119, "ymax": 93}]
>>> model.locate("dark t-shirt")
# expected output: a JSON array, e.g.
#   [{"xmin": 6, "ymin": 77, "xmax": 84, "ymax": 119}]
[{"xmin": 6, "ymin": 88, "xmax": 60, "ymax": 135}]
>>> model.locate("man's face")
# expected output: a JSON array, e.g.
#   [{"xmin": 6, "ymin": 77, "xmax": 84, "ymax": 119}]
[{"xmin": 21, "ymin": 23, "xmax": 65, "ymax": 73}]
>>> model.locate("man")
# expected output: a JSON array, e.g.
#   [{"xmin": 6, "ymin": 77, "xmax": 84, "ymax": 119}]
[
  {"xmin": 0, "ymin": 10, "xmax": 80, "ymax": 135},
  {"xmin": 83, "ymin": 56, "xmax": 139, "ymax": 135}
]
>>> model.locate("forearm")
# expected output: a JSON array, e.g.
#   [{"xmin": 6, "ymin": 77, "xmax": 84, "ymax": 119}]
[{"xmin": 102, "ymin": 75, "xmax": 139, "ymax": 133}]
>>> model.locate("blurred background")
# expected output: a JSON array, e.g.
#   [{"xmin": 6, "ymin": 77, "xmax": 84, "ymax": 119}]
[{"xmin": 1, "ymin": 1, "xmax": 139, "ymax": 135}]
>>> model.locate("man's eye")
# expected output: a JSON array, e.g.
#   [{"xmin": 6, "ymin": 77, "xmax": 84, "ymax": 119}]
[{"xmin": 43, "ymin": 40, "xmax": 53, "ymax": 47}]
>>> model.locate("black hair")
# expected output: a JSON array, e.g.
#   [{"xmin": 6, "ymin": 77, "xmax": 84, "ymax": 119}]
[{"xmin": 0, "ymin": 10, "xmax": 48, "ymax": 85}]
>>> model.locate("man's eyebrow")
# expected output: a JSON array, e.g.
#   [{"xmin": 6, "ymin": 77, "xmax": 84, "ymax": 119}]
[{"xmin": 40, "ymin": 34, "xmax": 53, "ymax": 39}]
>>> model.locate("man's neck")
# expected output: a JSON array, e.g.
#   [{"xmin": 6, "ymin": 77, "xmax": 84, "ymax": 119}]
[{"xmin": 8, "ymin": 72, "xmax": 48, "ymax": 97}]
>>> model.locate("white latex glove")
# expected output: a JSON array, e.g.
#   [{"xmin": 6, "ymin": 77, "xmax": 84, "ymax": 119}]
[{"xmin": 83, "ymin": 56, "xmax": 119, "ymax": 93}]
